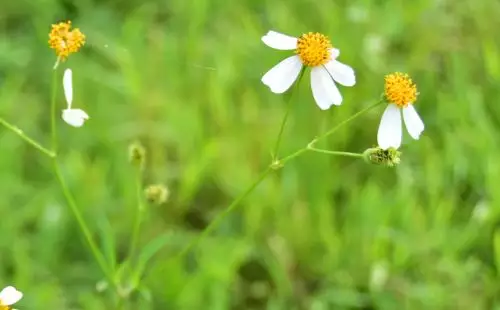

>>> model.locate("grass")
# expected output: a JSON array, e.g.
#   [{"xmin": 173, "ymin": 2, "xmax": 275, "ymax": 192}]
[{"xmin": 1, "ymin": 0, "xmax": 500, "ymax": 309}]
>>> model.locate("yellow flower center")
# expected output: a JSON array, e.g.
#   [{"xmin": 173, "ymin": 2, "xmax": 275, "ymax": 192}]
[
  {"xmin": 296, "ymin": 32, "xmax": 332, "ymax": 67},
  {"xmin": 0, "ymin": 303, "xmax": 9, "ymax": 310},
  {"xmin": 48, "ymin": 21, "xmax": 85, "ymax": 60},
  {"xmin": 384, "ymin": 72, "xmax": 418, "ymax": 108}
]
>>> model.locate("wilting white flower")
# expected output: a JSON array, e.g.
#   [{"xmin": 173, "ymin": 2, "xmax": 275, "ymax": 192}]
[
  {"xmin": 377, "ymin": 72, "xmax": 424, "ymax": 149},
  {"xmin": 0, "ymin": 286, "xmax": 23, "ymax": 309},
  {"xmin": 62, "ymin": 68, "xmax": 89, "ymax": 127},
  {"xmin": 261, "ymin": 31, "xmax": 356, "ymax": 110}
]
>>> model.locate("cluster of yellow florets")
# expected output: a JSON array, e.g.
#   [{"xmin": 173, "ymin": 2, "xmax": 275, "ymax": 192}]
[
  {"xmin": 384, "ymin": 72, "xmax": 418, "ymax": 108},
  {"xmin": 48, "ymin": 21, "xmax": 85, "ymax": 60},
  {"xmin": 296, "ymin": 32, "xmax": 333, "ymax": 67}
]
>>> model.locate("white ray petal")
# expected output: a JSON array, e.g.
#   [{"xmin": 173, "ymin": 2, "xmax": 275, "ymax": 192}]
[
  {"xmin": 310, "ymin": 66, "xmax": 342, "ymax": 110},
  {"xmin": 324, "ymin": 59, "xmax": 356, "ymax": 87},
  {"xmin": 261, "ymin": 55, "xmax": 302, "ymax": 94},
  {"xmin": 403, "ymin": 104, "xmax": 424, "ymax": 140},
  {"xmin": 0, "ymin": 286, "xmax": 23, "ymax": 305},
  {"xmin": 62, "ymin": 109, "xmax": 89, "ymax": 127},
  {"xmin": 330, "ymin": 48, "xmax": 340, "ymax": 59},
  {"xmin": 63, "ymin": 68, "xmax": 73, "ymax": 108},
  {"xmin": 261, "ymin": 31, "xmax": 298, "ymax": 50},
  {"xmin": 377, "ymin": 104, "xmax": 402, "ymax": 150}
]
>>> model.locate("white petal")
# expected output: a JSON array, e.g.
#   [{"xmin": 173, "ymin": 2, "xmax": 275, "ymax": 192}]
[
  {"xmin": 261, "ymin": 31, "xmax": 298, "ymax": 50},
  {"xmin": 402, "ymin": 104, "xmax": 424, "ymax": 140},
  {"xmin": 324, "ymin": 59, "xmax": 356, "ymax": 87},
  {"xmin": 310, "ymin": 66, "xmax": 343, "ymax": 110},
  {"xmin": 377, "ymin": 104, "xmax": 402, "ymax": 150},
  {"xmin": 330, "ymin": 48, "xmax": 340, "ymax": 59},
  {"xmin": 261, "ymin": 55, "xmax": 302, "ymax": 94},
  {"xmin": 63, "ymin": 68, "xmax": 73, "ymax": 108},
  {"xmin": 62, "ymin": 109, "xmax": 89, "ymax": 127},
  {"xmin": 0, "ymin": 286, "xmax": 23, "ymax": 305}
]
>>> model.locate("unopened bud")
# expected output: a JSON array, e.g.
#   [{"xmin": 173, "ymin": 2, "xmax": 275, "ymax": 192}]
[
  {"xmin": 128, "ymin": 141, "xmax": 146, "ymax": 168},
  {"xmin": 363, "ymin": 147, "xmax": 401, "ymax": 167},
  {"xmin": 144, "ymin": 184, "xmax": 169, "ymax": 205}
]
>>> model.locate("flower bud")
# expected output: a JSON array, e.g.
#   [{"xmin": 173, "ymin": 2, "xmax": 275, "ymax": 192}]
[
  {"xmin": 128, "ymin": 141, "xmax": 146, "ymax": 169},
  {"xmin": 363, "ymin": 147, "xmax": 401, "ymax": 167},
  {"xmin": 144, "ymin": 184, "xmax": 169, "ymax": 205}
]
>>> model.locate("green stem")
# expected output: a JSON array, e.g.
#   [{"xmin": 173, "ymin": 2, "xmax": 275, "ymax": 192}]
[
  {"xmin": 272, "ymin": 68, "xmax": 306, "ymax": 160},
  {"xmin": 308, "ymin": 147, "xmax": 363, "ymax": 158},
  {"xmin": 53, "ymin": 161, "xmax": 113, "ymax": 282},
  {"xmin": 49, "ymin": 65, "xmax": 116, "ymax": 290},
  {"xmin": 0, "ymin": 117, "xmax": 55, "ymax": 158},
  {"xmin": 177, "ymin": 167, "xmax": 272, "ymax": 258},
  {"xmin": 314, "ymin": 99, "xmax": 384, "ymax": 143},
  {"xmin": 50, "ymin": 68, "xmax": 59, "ymax": 152},
  {"xmin": 128, "ymin": 168, "xmax": 144, "ymax": 264},
  {"xmin": 280, "ymin": 99, "xmax": 384, "ymax": 165}
]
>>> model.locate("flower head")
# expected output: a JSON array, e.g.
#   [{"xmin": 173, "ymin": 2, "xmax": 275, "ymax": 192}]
[
  {"xmin": 145, "ymin": 184, "xmax": 169, "ymax": 205},
  {"xmin": 0, "ymin": 286, "xmax": 23, "ymax": 309},
  {"xmin": 62, "ymin": 68, "xmax": 89, "ymax": 127},
  {"xmin": 377, "ymin": 72, "xmax": 424, "ymax": 149},
  {"xmin": 129, "ymin": 141, "xmax": 147, "ymax": 169},
  {"xmin": 261, "ymin": 30, "xmax": 356, "ymax": 110},
  {"xmin": 48, "ymin": 21, "xmax": 85, "ymax": 60},
  {"xmin": 384, "ymin": 72, "xmax": 417, "ymax": 108},
  {"xmin": 363, "ymin": 147, "xmax": 401, "ymax": 167},
  {"xmin": 296, "ymin": 32, "xmax": 332, "ymax": 67}
]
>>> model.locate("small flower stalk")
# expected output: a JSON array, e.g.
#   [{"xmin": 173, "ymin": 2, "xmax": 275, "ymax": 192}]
[
  {"xmin": 48, "ymin": 21, "xmax": 85, "ymax": 68},
  {"xmin": 145, "ymin": 184, "xmax": 169, "ymax": 205},
  {"xmin": 0, "ymin": 286, "xmax": 23, "ymax": 309},
  {"xmin": 363, "ymin": 147, "xmax": 401, "ymax": 167},
  {"xmin": 62, "ymin": 69, "xmax": 89, "ymax": 127}
]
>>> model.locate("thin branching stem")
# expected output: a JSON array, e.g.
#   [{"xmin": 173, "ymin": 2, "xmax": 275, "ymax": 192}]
[
  {"xmin": 308, "ymin": 147, "xmax": 363, "ymax": 158},
  {"xmin": 280, "ymin": 99, "xmax": 384, "ymax": 165},
  {"xmin": 0, "ymin": 117, "xmax": 55, "ymax": 158}
]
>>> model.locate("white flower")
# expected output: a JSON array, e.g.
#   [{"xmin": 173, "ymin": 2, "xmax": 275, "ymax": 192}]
[
  {"xmin": 62, "ymin": 108, "xmax": 89, "ymax": 127},
  {"xmin": 0, "ymin": 286, "xmax": 23, "ymax": 308},
  {"xmin": 261, "ymin": 31, "xmax": 356, "ymax": 110},
  {"xmin": 377, "ymin": 72, "xmax": 424, "ymax": 149},
  {"xmin": 62, "ymin": 68, "xmax": 89, "ymax": 127}
]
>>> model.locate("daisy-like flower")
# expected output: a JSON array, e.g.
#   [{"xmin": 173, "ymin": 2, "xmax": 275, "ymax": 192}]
[
  {"xmin": 0, "ymin": 286, "xmax": 23, "ymax": 310},
  {"xmin": 48, "ymin": 21, "xmax": 85, "ymax": 62},
  {"xmin": 377, "ymin": 72, "xmax": 424, "ymax": 149},
  {"xmin": 261, "ymin": 31, "xmax": 356, "ymax": 110},
  {"xmin": 62, "ymin": 69, "xmax": 89, "ymax": 127}
]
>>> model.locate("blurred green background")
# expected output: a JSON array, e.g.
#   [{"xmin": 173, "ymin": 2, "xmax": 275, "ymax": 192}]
[{"xmin": 1, "ymin": 0, "xmax": 500, "ymax": 309}]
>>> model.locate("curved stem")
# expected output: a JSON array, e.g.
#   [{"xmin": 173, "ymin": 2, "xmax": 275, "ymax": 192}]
[
  {"xmin": 308, "ymin": 147, "xmax": 363, "ymax": 158},
  {"xmin": 53, "ymin": 161, "xmax": 113, "ymax": 282},
  {"xmin": 280, "ymin": 99, "xmax": 384, "ymax": 165},
  {"xmin": 177, "ymin": 167, "xmax": 272, "ymax": 259},
  {"xmin": 314, "ymin": 99, "xmax": 384, "ymax": 143},
  {"xmin": 272, "ymin": 68, "xmax": 306, "ymax": 160},
  {"xmin": 0, "ymin": 117, "xmax": 55, "ymax": 158}
]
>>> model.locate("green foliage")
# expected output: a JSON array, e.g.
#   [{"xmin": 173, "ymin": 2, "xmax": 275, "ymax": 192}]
[{"xmin": 1, "ymin": 0, "xmax": 500, "ymax": 309}]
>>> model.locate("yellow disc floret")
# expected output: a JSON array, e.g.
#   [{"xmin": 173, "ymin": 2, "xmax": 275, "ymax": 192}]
[
  {"xmin": 296, "ymin": 32, "xmax": 332, "ymax": 67},
  {"xmin": 384, "ymin": 72, "xmax": 418, "ymax": 108},
  {"xmin": 48, "ymin": 21, "xmax": 85, "ymax": 60}
]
